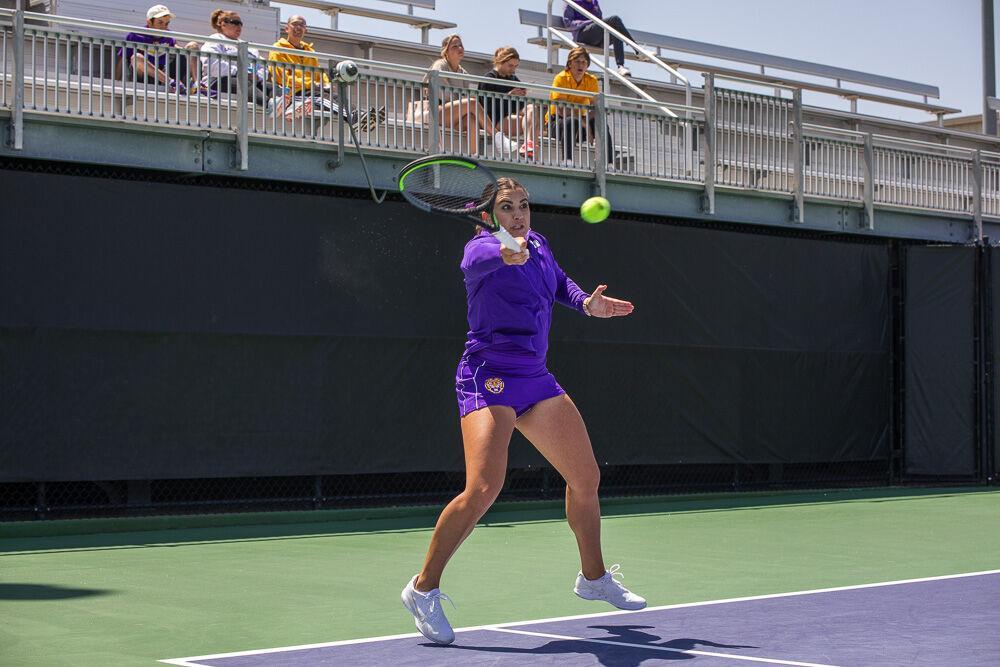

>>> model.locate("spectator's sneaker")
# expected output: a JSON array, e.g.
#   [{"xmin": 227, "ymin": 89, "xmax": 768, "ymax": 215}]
[
  {"xmin": 365, "ymin": 105, "xmax": 386, "ymax": 131},
  {"xmin": 617, "ymin": 66, "xmax": 632, "ymax": 78},
  {"xmin": 351, "ymin": 109, "xmax": 368, "ymax": 132},
  {"xmin": 401, "ymin": 575, "xmax": 455, "ymax": 645},
  {"xmin": 493, "ymin": 131, "xmax": 518, "ymax": 155},
  {"xmin": 518, "ymin": 140, "xmax": 535, "ymax": 158},
  {"xmin": 168, "ymin": 79, "xmax": 187, "ymax": 95},
  {"xmin": 573, "ymin": 564, "xmax": 646, "ymax": 610}
]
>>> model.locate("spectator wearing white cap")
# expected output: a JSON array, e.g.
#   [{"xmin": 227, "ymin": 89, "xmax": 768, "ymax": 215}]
[{"xmin": 118, "ymin": 5, "xmax": 195, "ymax": 93}]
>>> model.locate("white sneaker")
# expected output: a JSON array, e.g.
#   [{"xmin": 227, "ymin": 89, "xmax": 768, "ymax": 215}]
[
  {"xmin": 617, "ymin": 66, "xmax": 632, "ymax": 77},
  {"xmin": 493, "ymin": 131, "xmax": 518, "ymax": 155},
  {"xmin": 573, "ymin": 564, "xmax": 646, "ymax": 610},
  {"xmin": 401, "ymin": 575, "xmax": 455, "ymax": 644}
]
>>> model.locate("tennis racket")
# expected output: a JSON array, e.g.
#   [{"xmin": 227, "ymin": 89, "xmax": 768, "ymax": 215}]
[{"xmin": 397, "ymin": 155, "xmax": 523, "ymax": 252}]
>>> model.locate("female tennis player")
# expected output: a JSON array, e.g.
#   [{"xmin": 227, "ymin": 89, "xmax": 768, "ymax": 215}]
[{"xmin": 401, "ymin": 177, "xmax": 645, "ymax": 644}]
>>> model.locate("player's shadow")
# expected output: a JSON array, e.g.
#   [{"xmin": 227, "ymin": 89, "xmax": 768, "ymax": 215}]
[
  {"xmin": 0, "ymin": 583, "xmax": 114, "ymax": 601},
  {"xmin": 425, "ymin": 624, "xmax": 758, "ymax": 666}
]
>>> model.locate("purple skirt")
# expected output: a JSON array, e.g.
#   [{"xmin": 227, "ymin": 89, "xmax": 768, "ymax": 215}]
[{"xmin": 455, "ymin": 350, "xmax": 565, "ymax": 418}]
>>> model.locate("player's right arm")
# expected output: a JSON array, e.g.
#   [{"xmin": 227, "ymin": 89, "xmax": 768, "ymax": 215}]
[{"xmin": 461, "ymin": 235, "xmax": 528, "ymax": 280}]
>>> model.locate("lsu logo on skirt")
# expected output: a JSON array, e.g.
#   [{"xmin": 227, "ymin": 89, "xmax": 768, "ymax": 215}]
[{"xmin": 484, "ymin": 377, "xmax": 505, "ymax": 394}]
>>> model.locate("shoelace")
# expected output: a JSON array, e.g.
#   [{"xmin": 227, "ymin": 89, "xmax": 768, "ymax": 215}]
[
  {"xmin": 418, "ymin": 589, "xmax": 455, "ymax": 620},
  {"xmin": 606, "ymin": 563, "xmax": 631, "ymax": 592}
]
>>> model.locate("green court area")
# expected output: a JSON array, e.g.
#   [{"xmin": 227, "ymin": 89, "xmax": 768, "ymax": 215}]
[{"xmin": 1, "ymin": 487, "xmax": 997, "ymax": 666}]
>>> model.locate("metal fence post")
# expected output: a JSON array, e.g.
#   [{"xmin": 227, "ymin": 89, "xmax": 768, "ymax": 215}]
[
  {"xmin": 10, "ymin": 8, "xmax": 24, "ymax": 150},
  {"xmin": 791, "ymin": 88, "xmax": 804, "ymax": 223},
  {"xmin": 702, "ymin": 73, "xmax": 716, "ymax": 214},
  {"xmin": 428, "ymin": 69, "xmax": 440, "ymax": 154},
  {"xmin": 594, "ymin": 92, "xmax": 607, "ymax": 197},
  {"xmin": 974, "ymin": 150, "xmax": 984, "ymax": 243},
  {"xmin": 862, "ymin": 133, "xmax": 875, "ymax": 230},
  {"xmin": 233, "ymin": 41, "xmax": 249, "ymax": 170}
]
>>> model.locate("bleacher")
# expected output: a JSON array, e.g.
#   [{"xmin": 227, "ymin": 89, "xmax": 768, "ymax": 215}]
[
  {"xmin": 3, "ymin": 0, "xmax": 1000, "ymax": 227},
  {"xmin": 279, "ymin": 0, "xmax": 455, "ymax": 45},
  {"xmin": 517, "ymin": 7, "xmax": 959, "ymax": 120}
]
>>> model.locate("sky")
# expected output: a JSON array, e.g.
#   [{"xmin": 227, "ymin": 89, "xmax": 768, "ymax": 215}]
[{"xmin": 275, "ymin": 0, "xmax": 992, "ymax": 124}]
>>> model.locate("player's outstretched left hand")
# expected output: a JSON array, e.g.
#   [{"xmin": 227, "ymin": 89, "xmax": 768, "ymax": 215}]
[{"xmin": 585, "ymin": 284, "xmax": 634, "ymax": 318}]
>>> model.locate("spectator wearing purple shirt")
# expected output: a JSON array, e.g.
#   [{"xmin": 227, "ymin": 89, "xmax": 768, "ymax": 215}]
[
  {"xmin": 563, "ymin": 0, "xmax": 639, "ymax": 77},
  {"xmin": 400, "ymin": 177, "xmax": 645, "ymax": 645},
  {"xmin": 118, "ymin": 5, "xmax": 194, "ymax": 93}
]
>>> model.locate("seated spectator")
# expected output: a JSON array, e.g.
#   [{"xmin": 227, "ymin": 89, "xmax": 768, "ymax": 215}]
[
  {"xmin": 478, "ymin": 47, "xmax": 540, "ymax": 158},
  {"xmin": 199, "ymin": 9, "xmax": 274, "ymax": 106},
  {"xmin": 268, "ymin": 15, "xmax": 330, "ymax": 97},
  {"xmin": 268, "ymin": 15, "xmax": 372, "ymax": 125},
  {"xmin": 549, "ymin": 46, "xmax": 613, "ymax": 166},
  {"xmin": 407, "ymin": 34, "xmax": 499, "ymax": 156},
  {"xmin": 563, "ymin": 0, "xmax": 639, "ymax": 77},
  {"xmin": 119, "ymin": 4, "xmax": 196, "ymax": 93}
]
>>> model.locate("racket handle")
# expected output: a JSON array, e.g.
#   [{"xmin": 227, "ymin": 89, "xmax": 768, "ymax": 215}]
[{"xmin": 493, "ymin": 226, "xmax": 523, "ymax": 253}]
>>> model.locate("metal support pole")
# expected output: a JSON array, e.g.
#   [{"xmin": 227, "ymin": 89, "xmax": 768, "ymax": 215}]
[
  {"xmin": 974, "ymin": 150, "xmax": 984, "ymax": 243},
  {"xmin": 234, "ymin": 41, "xmax": 249, "ymax": 170},
  {"xmin": 428, "ymin": 69, "xmax": 440, "ymax": 154},
  {"xmin": 984, "ymin": 0, "xmax": 997, "ymax": 135},
  {"xmin": 545, "ymin": 2, "xmax": 553, "ymax": 72},
  {"xmin": 10, "ymin": 8, "xmax": 24, "ymax": 150},
  {"xmin": 862, "ymin": 133, "xmax": 875, "ymax": 230},
  {"xmin": 603, "ymin": 29, "xmax": 610, "ymax": 93},
  {"xmin": 702, "ymin": 73, "xmax": 716, "ymax": 214},
  {"xmin": 594, "ymin": 92, "xmax": 607, "ymax": 197},
  {"xmin": 333, "ymin": 80, "xmax": 346, "ymax": 169},
  {"xmin": 791, "ymin": 88, "xmax": 804, "ymax": 223}
]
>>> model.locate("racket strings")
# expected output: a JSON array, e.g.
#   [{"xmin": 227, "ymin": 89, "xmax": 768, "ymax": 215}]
[{"xmin": 402, "ymin": 163, "xmax": 496, "ymax": 214}]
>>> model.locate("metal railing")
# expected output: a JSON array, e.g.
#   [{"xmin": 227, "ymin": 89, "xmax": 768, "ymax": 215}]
[
  {"xmin": 549, "ymin": 0, "xmax": 692, "ymax": 110},
  {"xmin": 1, "ymin": 8, "xmax": 998, "ymax": 238}
]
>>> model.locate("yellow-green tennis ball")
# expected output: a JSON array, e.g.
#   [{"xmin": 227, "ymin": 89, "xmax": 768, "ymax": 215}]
[{"xmin": 580, "ymin": 196, "xmax": 611, "ymax": 224}]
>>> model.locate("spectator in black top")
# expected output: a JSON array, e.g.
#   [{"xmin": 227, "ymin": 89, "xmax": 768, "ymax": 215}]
[
  {"xmin": 563, "ymin": 0, "xmax": 639, "ymax": 77},
  {"xmin": 478, "ymin": 47, "xmax": 539, "ymax": 158}
]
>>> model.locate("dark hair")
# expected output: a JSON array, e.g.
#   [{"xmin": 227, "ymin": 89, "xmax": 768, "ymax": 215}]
[
  {"xmin": 210, "ymin": 9, "xmax": 240, "ymax": 31},
  {"xmin": 476, "ymin": 177, "xmax": 529, "ymax": 235}
]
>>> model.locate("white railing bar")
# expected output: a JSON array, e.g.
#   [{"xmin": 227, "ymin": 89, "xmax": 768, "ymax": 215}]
[
  {"xmin": 545, "ymin": 25, "xmax": 676, "ymax": 117},
  {"xmin": 603, "ymin": 92, "xmax": 702, "ymax": 115},
  {"xmin": 555, "ymin": 0, "xmax": 688, "ymax": 85},
  {"xmin": 870, "ymin": 132, "xmax": 977, "ymax": 155},
  {"xmin": 549, "ymin": 0, "xmax": 692, "ymax": 113},
  {"xmin": 710, "ymin": 72, "xmax": 797, "ymax": 93},
  {"xmin": 23, "ymin": 11, "xmax": 218, "ymax": 46}
]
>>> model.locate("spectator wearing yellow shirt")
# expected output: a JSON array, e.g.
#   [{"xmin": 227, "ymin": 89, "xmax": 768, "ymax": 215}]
[
  {"xmin": 268, "ymin": 15, "xmax": 329, "ymax": 95},
  {"xmin": 549, "ymin": 47, "xmax": 612, "ymax": 166}
]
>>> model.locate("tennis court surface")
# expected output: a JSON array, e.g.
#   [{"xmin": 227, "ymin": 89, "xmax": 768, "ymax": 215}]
[
  {"xmin": 164, "ymin": 571, "xmax": 999, "ymax": 666},
  {"xmin": 2, "ymin": 488, "xmax": 998, "ymax": 666}
]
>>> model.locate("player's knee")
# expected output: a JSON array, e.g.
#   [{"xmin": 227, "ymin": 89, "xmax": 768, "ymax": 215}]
[
  {"xmin": 568, "ymin": 465, "xmax": 600, "ymax": 495},
  {"xmin": 465, "ymin": 479, "xmax": 503, "ymax": 512}
]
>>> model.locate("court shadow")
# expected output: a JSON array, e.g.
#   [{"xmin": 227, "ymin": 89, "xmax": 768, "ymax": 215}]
[
  {"xmin": 423, "ymin": 624, "xmax": 758, "ymax": 666},
  {"xmin": 0, "ymin": 583, "xmax": 114, "ymax": 600}
]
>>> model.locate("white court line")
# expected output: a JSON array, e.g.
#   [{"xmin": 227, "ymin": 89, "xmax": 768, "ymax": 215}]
[
  {"xmin": 488, "ymin": 627, "xmax": 839, "ymax": 667},
  {"xmin": 161, "ymin": 568, "xmax": 1000, "ymax": 665}
]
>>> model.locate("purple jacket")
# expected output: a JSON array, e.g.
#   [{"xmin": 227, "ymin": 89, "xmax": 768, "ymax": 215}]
[
  {"xmin": 461, "ymin": 229, "xmax": 588, "ymax": 360},
  {"xmin": 118, "ymin": 33, "xmax": 178, "ymax": 69},
  {"xmin": 563, "ymin": 0, "xmax": 603, "ymax": 39}
]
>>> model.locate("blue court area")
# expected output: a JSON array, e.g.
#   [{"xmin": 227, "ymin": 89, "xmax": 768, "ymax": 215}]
[{"xmin": 164, "ymin": 571, "xmax": 999, "ymax": 666}]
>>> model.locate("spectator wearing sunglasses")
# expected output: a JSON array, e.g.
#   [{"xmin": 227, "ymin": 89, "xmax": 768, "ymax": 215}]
[{"xmin": 199, "ymin": 10, "xmax": 275, "ymax": 106}]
